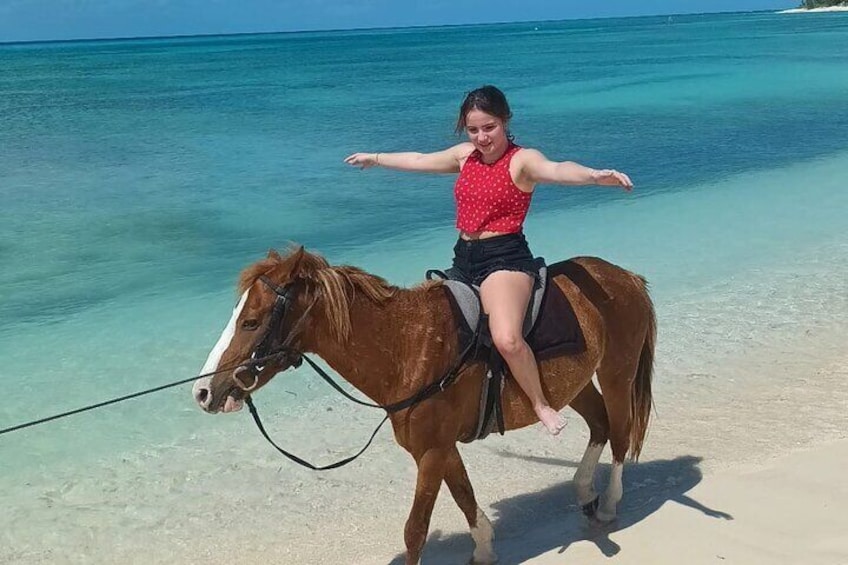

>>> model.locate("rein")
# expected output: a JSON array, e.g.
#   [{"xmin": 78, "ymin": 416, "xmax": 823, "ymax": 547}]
[
  {"xmin": 240, "ymin": 275, "xmax": 481, "ymax": 470},
  {"xmin": 242, "ymin": 338, "xmax": 478, "ymax": 470}
]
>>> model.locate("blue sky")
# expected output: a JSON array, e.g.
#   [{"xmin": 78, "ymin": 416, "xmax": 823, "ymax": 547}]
[{"xmin": 0, "ymin": 0, "xmax": 795, "ymax": 43}]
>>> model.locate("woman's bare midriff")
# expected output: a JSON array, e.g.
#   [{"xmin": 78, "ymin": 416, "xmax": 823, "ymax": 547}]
[{"xmin": 459, "ymin": 230, "xmax": 512, "ymax": 241}]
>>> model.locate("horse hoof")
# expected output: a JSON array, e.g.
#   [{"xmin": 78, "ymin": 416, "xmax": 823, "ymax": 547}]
[
  {"xmin": 469, "ymin": 555, "xmax": 498, "ymax": 565},
  {"xmin": 593, "ymin": 509, "xmax": 617, "ymax": 525}
]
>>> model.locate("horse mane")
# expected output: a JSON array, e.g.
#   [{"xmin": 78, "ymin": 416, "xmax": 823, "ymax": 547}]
[{"xmin": 237, "ymin": 247, "xmax": 399, "ymax": 343}]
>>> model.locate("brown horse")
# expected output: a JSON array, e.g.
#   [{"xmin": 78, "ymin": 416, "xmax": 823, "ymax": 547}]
[{"xmin": 192, "ymin": 246, "xmax": 656, "ymax": 565}]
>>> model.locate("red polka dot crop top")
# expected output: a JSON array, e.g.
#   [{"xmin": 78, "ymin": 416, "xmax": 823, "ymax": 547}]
[{"xmin": 454, "ymin": 143, "xmax": 531, "ymax": 234}]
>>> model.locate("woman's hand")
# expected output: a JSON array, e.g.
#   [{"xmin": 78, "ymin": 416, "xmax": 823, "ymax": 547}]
[
  {"xmin": 592, "ymin": 169, "xmax": 633, "ymax": 191},
  {"xmin": 344, "ymin": 152, "xmax": 379, "ymax": 169}
]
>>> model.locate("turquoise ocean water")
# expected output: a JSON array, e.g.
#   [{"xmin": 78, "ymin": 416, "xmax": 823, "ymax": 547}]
[{"xmin": 1, "ymin": 11, "xmax": 847, "ymax": 563}]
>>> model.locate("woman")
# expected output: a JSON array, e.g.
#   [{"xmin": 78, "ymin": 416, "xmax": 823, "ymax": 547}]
[{"xmin": 344, "ymin": 85, "xmax": 632, "ymax": 435}]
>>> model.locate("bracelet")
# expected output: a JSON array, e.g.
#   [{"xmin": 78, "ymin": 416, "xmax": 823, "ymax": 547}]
[{"xmin": 375, "ymin": 153, "xmax": 381, "ymax": 166}]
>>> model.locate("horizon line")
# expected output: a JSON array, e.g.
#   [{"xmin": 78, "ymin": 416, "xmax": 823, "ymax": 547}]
[{"xmin": 0, "ymin": 9, "xmax": 783, "ymax": 47}]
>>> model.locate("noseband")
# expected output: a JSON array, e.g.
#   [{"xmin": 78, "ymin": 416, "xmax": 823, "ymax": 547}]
[{"xmin": 233, "ymin": 275, "xmax": 304, "ymax": 391}]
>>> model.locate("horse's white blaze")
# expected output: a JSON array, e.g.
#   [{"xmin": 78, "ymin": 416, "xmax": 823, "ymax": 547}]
[
  {"xmin": 470, "ymin": 507, "xmax": 496, "ymax": 563},
  {"xmin": 597, "ymin": 461, "xmax": 624, "ymax": 522},
  {"xmin": 574, "ymin": 442, "xmax": 604, "ymax": 507},
  {"xmin": 192, "ymin": 290, "xmax": 250, "ymax": 403}
]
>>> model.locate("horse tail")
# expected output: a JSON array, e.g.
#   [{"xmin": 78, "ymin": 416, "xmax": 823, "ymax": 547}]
[{"xmin": 629, "ymin": 277, "xmax": 656, "ymax": 461}]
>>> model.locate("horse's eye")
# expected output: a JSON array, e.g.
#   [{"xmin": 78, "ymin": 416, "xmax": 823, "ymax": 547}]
[{"xmin": 241, "ymin": 319, "xmax": 260, "ymax": 331}]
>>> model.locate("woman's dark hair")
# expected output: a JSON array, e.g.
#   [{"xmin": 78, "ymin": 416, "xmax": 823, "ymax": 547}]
[{"xmin": 455, "ymin": 85, "xmax": 513, "ymax": 136}]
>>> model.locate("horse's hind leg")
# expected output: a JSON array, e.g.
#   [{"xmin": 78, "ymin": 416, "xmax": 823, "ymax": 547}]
[
  {"xmin": 594, "ymin": 360, "xmax": 639, "ymax": 523},
  {"xmin": 443, "ymin": 446, "xmax": 497, "ymax": 565},
  {"xmin": 568, "ymin": 381, "xmax": 609, "ymax": 518}
]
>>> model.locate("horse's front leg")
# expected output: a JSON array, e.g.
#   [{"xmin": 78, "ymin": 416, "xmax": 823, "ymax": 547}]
[
  {"xmin": 404, "ymin": 447, "xmax": 449, "ymax": 564},
  {"xmin": 443, "ymin": 446, "xmax": 497, "ymax": 565}
]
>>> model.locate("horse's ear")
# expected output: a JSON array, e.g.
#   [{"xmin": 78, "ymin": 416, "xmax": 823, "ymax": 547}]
[
  {"xmin": 267, "ymin": 249, "xmax": 282, "ymax": 261},
  {"xmin": 288, "ymin": 246, "xmax": 306, "ymax": 276}
]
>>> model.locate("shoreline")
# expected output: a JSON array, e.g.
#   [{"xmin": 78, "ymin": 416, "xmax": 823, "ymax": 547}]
[{"xmin": 3, "ymin": 331, "xmax": 846, "ymax": 564}]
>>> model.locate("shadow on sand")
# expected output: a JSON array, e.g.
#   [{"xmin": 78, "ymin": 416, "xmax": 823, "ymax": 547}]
[{"xmin": 389, "ymin": 453, "xmax": 731, "ymax": 564}]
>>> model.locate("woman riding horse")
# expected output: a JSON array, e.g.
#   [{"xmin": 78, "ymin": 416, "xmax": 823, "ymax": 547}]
[{"xmin": 345, "ymin": 85, "xmax": 633, "ymax": 435}]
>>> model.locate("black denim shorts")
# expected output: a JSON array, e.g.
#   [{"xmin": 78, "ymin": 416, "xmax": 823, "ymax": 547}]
[{"xmin": 451, "ymin": 232, "xmax": 540, "ymax": 286}]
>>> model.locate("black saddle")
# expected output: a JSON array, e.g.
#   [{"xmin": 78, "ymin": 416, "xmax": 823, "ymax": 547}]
[{"xmin": 426, "ymin": 260, "xmax": 586, "ymax": 441}]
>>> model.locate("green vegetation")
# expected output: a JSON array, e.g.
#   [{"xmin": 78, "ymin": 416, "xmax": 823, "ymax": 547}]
[{"xmin": 799, "ymin": 0, "xmax": 847, "ymax": 8}]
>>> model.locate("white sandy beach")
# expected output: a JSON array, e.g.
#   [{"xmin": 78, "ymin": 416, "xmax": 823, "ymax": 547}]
[
  {"xmin": 779, "ymin": 6, "xmax": 848, "ymax": 12},
  {"xmin": 391, "ymin": 354, "xmax": 848, "ymax": 565},
  {"xmin": 528, "ymin": 439, "xmax": 848, "ymax": 565}
]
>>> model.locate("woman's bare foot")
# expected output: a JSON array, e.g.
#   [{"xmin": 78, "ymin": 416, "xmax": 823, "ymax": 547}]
[{"xmin": 536, "ymin": 405, "xmax": 567, "ymax": 435}]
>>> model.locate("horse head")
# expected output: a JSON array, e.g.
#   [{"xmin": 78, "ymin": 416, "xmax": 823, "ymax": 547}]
[{"xmin": 192, "ymin": 246, "xmax": 325, "ymax": 414}]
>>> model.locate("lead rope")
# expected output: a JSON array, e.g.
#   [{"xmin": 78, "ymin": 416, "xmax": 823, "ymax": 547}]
[{"xmin": 0, "ymin": 355, "xmax": 280, "ymax": 437}]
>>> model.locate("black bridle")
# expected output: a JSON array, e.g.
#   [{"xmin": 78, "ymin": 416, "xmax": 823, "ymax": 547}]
[
  {"xmin": 231, "ymin": 275, "xmax": 305, "ymax": 392},
  {"xmin": 233, "ymin": 275, "xmax": 480, "ymax": 471}
]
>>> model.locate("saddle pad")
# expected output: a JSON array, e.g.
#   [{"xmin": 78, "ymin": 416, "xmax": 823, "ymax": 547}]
[
  {"xmin": 437, "ymin": 263, "xmax": 586, "ymax": 360},
  {"xmin": 440, "ymin": 258, "xmax": 596, "ymax": 444},
  {"xmin": 433, "ymin": 257, "xmax": 546, "ymax": 332},
  {"xmin": 526, "ymin": 274, "xmax": 585, "ymax": 361}
]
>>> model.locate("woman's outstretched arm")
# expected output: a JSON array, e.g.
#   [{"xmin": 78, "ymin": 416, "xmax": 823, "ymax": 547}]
[
  {"xmin": 344, "ymin": 143, "xmax": 473, "ymax": 174},
  {"xmin": 518, "ymin": 148, "xmax": 633, "ymax": 190}
]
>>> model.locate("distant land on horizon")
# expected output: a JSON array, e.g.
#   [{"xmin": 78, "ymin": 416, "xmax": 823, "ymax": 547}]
[{"xmin": 797, "ymin": 0, "xmax": 847, "ymax": 7}]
